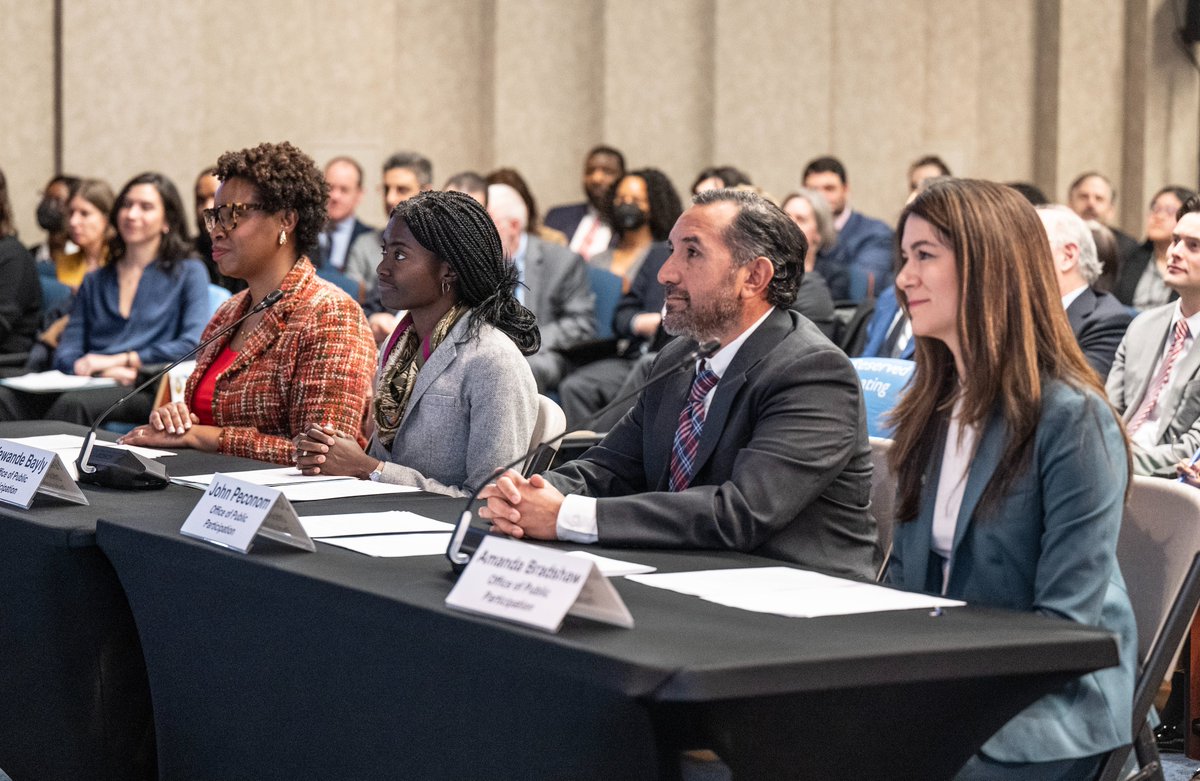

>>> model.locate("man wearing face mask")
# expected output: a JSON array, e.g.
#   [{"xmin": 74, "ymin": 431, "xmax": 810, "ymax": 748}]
[{"xmin": 28, "ymin": 175, "xmax": 81, "ymax": 275}]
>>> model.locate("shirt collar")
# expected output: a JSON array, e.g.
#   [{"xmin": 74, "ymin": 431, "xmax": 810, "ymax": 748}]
[
  {"xmin": 1060, "ymin": 283, "xmax": 1089, "ymax": 310},
  {"xmin": 1172, "ymin": 301, "xmax": 1200, "ymax": 336},
  {"xmin": 703, "ymin": 307, "xmax": 775, "ymax": 379}
]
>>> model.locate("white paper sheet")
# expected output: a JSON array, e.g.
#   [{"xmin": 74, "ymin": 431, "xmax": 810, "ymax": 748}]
[
  {"xmin": 276, "ymin": 479, "xmax": 420, "ymax": 502},
  {"xmin": 626, "ymin": 567, "xmax": 964, "ymax": 618},
  {"xmin": 301, "ymin": 511, "xmax": 453, "ymax": 538},
  {"xmin": 171, "ymin": 467, "xmax": 350, "ymax": 489},
  {"xmin": 565, "ymin": 551, "xmax": 656, "ymax": 576},
  {"xmin": 0, "ymin": 371, "xmax": 118, "ymax": 393},
  {"xmin": 318, "ymin": 532, "xmax": 452, "ymax": 557}
]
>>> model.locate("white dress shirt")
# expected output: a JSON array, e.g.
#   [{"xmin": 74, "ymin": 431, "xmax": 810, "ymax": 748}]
[
  {"xmin": 568, "ymin": 207, "xmax": 612, "ymax": 261},
  {"xmin": 931, "ymin": 395, "xmax": 976, "ymax": 594}
]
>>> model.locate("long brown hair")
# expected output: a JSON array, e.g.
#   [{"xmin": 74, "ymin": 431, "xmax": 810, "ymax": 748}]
[{"xmin": 888, "ymin": 178, "xmax": 1129, "ymax": 522}]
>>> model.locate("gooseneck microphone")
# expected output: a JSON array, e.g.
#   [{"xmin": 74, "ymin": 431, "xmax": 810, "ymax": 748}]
[
  {"xmin": 76, "ymin": 289, "xmax": 285, "ymax": 489},
  {"xmin": 446, "ymin": 338, "xmax": 721, "ymax": 570}
]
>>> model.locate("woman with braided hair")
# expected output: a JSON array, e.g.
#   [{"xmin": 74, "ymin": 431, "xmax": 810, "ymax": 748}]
[{"xmin": 295, "ymin": 190, "xmax": 540, "ymax": 496}]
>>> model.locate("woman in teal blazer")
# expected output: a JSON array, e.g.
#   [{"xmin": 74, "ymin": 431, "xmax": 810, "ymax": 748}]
[{"xmin": 885, "ymin": 178, "xmax": 1135, "ymax": 780}]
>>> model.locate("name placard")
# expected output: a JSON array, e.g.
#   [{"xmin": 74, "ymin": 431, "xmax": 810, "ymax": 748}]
[
  {"xmin": 180, "ymin": 473, "xmax": 315, "ymax": 553},
  {"xmin": 0, "ymin": 439, "xmax": 88, "ymax": 509},
  {"xmin": 445, "ymin": 536, "xmax": 633, "ymax": 633}
]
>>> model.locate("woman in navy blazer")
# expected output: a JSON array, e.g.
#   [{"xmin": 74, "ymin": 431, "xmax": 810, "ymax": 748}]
[{"xmin": 886, "ymin": 178, "xmax": 1135, "ymax": 780}]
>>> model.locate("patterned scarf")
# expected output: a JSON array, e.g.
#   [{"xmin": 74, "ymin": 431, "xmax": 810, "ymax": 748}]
[{"xmin": 373, "ymin": 304, "xmax": 467, "ymax": 447}]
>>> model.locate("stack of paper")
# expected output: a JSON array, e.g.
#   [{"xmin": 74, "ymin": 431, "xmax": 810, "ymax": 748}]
[
  {"xmin": 172, "ymin": 467, "xmax": 421, "ymax": 501},
  {"xmin": 0, "ymin": 371, "xmax": 118, "ymax": 393},
  {"xmin": 626, "ymin": 567, "xmax": 963, "ymax": 618}
]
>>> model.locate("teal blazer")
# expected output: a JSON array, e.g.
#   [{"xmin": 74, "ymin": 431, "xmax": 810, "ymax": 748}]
[{"xmin": 886, "ymin": 381, "xmax": 1136, "ymax": 763}]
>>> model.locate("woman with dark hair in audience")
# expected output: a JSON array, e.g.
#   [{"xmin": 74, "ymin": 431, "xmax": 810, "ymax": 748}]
[
  {"xmin": 886, "ymin": 178, "xmax": 1134, "ymax": 779},
  {"xmin": 778, "ymin": 189, "xmax": 839, "ymax": 339},
  {"xmin": 0, "ymin": 167, "xmax": 41, "ymax": 366},
  {"xmin": 1112, "ymin": 185, "xmax": 1197, "ymax": 308},
  {"xmin": 293, "ymin": 190, "xmax": 540, "ymax": 496},
  {"xmin": 122, "ymin": 141, "xmax": 376, "ymax": 464},
  {"xmin": 29, "ymin": 174, "xmax": 80, "ymax": 273},
  {"xmin": 0, "ymin": 172, "xmax": 209, "ymax": 424},
  {"xmin": 590, "ymin": 167, "xmax": 682, "ymax": 291},
  {"xmin": 485, "ymin": 167, "xmax": 568, "ymax": 246},
  {"xmin": 691, "ymin": 165, "xmax": 752, "ymax": 194}
]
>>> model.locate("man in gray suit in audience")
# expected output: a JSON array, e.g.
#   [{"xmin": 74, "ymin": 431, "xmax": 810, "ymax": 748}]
[
  {"xmin": 488, "ymin": 183, "xmax": 595, "ymax": 394},
  {"xmin": 480, "ymin": 189, "xmax": 878, "ymax": 580},
  {"xmin": 1107, "ymin": 194, "xmax": 1200, "ymax": 476}
]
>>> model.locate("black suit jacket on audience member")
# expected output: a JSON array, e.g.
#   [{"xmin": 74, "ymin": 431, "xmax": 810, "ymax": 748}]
[
  {"xmin": 0, "ymin": 236, "xmax": 42, "ymax": 354},
  {"xmin": 543, "ymin": 203, "xmax": 589, "ymax": 241},
  {"xmin": 1066, "ymin": 286, "xmax": 1133, "ymax": 381},
  {"xmin": 1111, "ymin": 241, "xmax": 1177, "ymax": 307},
  {"xmin": 544, "ymin": 307, "xmax": 879, "ymax": 579},
  {"xmin": 613, "ymin": 242, "xmax": 672, "ymax": 354}
]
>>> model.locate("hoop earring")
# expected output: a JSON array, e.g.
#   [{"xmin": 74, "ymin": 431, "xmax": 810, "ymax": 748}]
[{"xmin": 278, "ymin": 229, "xmax": 287, "ymax": 246}]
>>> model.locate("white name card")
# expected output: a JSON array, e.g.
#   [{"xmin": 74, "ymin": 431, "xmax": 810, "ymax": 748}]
[
  {"xmin": 180, "ymin": 473, "xmax": 315, "ymax": 553},
  {"xmin": 445, "ymin": 536, "xmax": 634, "ymax": 633},
  {"xmin": 0, "ymin": 438, "xmax": 88, "ymax": 509}
]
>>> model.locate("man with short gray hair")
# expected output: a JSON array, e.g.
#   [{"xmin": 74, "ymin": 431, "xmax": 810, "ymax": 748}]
[{"xmin": 1037, "ymin": 204, "xmax": 1132, "ymax": 379}]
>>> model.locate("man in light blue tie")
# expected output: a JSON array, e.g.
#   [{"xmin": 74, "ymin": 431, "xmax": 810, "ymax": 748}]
[{"xmin": 480, "ymin": 188, "xmax": 878, "ymax": 579}]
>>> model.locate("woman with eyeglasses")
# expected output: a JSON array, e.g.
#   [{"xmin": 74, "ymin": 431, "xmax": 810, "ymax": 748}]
[
  {"xmin": 0, "ymin": 172, "xmax": 209, "ymax": 425},
  {"xmin": 121, "ymin": 142, "xmax": 375, "ymax": 463},
  {"xmin": 1112, "ymin": 185, "xmax": 1198, "ymax": 309},
  {"xmin": 885, "ymin": 179, "xmax": 1134, "ymax": 779},
  {"xmin": 292, "ymin": 190, "xmax": 540, "ymax": 497}
]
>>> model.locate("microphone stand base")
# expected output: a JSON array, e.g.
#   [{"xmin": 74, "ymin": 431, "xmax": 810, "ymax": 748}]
[{"xmin": 77, "ymin": 447, "xmax": 169, "ymax": 490}]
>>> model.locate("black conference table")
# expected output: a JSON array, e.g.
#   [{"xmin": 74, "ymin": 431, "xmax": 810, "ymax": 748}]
[{"xmin": 84, "ymin": 454, "xmax": 1123, "ymax": 779}]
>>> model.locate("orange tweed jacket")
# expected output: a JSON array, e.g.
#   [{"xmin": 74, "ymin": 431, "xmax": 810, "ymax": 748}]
[{"xmin": 184, "ymin": 258, "xmax": 376, "ymax": 464}]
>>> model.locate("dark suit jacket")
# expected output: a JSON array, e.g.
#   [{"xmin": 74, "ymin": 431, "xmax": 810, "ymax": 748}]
[
  {"xmin": 858, "ymin": 286, "xmax": 913, "ymax": 359},
  {"xmin": 543, "ymin": 203, "xmax": 589, "ymax": 241},
  {"xmin": 1112, "ymin": 241, "xmax": 1177, "ymax": 307},
  {"xmin": 0, "ymin": 236, "xmax": 41, "ymax": 354},
  {"xmin": 886, "ymin": 382, "xmax": 1135, "ymax": 762},
  {"xmin": 834, "ymin": 210, "xmax": 895, "ymax": 302},
  {"xmin": 613, "ymin": 242, "xmax": 672, "ymax": 353},
  {"xmin": 544, "ymin": 307, "xmax": 879, "ymax": 580},
  {"xmin": 318, "ymin": 218, "xmax": 375, "ymax": 270},
  {"xmin": 522, "ymin": 235, "xmax": 594, "ymax": 353},
  {"xmin": 1066, "ymin": 286, "xmax": 1132, "ymax": 380},
  {"xmin": 789, "ymin": 271, "xmax": 837, "ymax": 340}
]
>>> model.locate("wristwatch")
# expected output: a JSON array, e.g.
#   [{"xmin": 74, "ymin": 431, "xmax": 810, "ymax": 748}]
[{"xmin": 367, "ymin": 461, "xmax": 385, "ymax": 482}]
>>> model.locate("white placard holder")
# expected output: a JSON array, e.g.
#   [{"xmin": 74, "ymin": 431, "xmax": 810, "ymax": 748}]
[
  {"xmin": 445, "ymin": 535, "xmax": 634, "ymax": 633},
  {"xmin": 0, "ymin": 439, "xmax": 88, "ymax": 509},
  {"xmin": 180, "ymin": 473, "xmax": 315, "ymax": 553}
]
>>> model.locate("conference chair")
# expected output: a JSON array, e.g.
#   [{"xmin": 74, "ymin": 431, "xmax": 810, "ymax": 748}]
[
  {"xmin": 849, "ymin": 357, "xmax": 913, "ymax": 439},
  {"xmin": 315, "ymin": 267, "xmax": 361, "ymax": 301},
  {"xmin": 868, "ymin": 436, "xmax": 895, "ymax": 581},
  {"xmin": 1096, "ymin": 477, "xmax": 1200, "ymax": 781},
  {"xmin": 587, "ymin": 266, "xmax": 623, "ymax": 341},
  {"xmin": 207, "ymin": 284, "xmax": 232, "ymax": 317},
  {"xmin": 524, "ymin": 394, "xmax": 567, "ymax": 476}
]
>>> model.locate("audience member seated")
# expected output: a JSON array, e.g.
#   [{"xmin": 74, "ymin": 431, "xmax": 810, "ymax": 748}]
[
  {"xmin": 544, "ymin": 144, "xmax": 625, "ymax": 261},
  {"xmin": 52, "ymin": 178, "xmax": 113, "ymax": 291},
  {"xmin": 294, "ymin": 191, "xmax": 539, "ymax": 496},
  {"xmin": 0, "ymin": 172, "xmax": 209, "ymax": 425},
  {"xmin": 1112, "ymin": 185, "xmax": 1197, "ymax": 309},
  {"xmin": 487, "ymin": 183, "xmax": 594, "ymax": 394},
  {"xmin": 690, "ymin": 165, "xmax": 752, "ymax": 194},
  {"xmin": 1066, "ymin": 171, "xmax": 1141, "ymax": 277},
  {"xmin": 481, "ymin": 188, "xmax": 877, "ymax": 578},
  {"xmin": 1087, "ymin": 218, "xmax": 1120, "ymax": 293},
  {"xmin": 589, "ymin": 167, "xmax": 682, "ymax": 290},
  {"xmin": 1036, "ymin": 204, "xmax": 1132, "ymax": 379},
  {"xmin": 885, "ymin": 178, "xmax": 1134, "ymax": 780},
  {"xmin": 0, "ymin": 167, "xmax": 41, "ymax": 365},
  {"xmin": 1107, "ymin": 194, "xmax": 1200, "ymax": 476},
  {"xmin": 486, "ymin": 167, "xmax": 567, "ymax": 246},
  {"xmin": 28, "ymin": 174, "xmax": 80, "ymax": 272},
  {"xmin": 317, "ymin": 156, "xmax": 375, "ymax": 279},
  {"xmin": 443, "ymin": 170, "xmax": 488, "ymax": 206},
  {"xmin": 779, "ymin": 189, "xmax": 839, "ymax": 339},
  {"xmin": 121, "ymin": 141, "xmax": 376, "ymax": 464},
  {"xmin": 1006, "ymin": 181, "xmax": 1049, "ymax": 205},
  {"xmin": 357, "ymin": 151, "xmax": 435, "ymax": 341},
  {"xmin": 803, "ymin": 155, "xmax": 893, "ymax": 302},
  {"xmin": 906, "ymin": 154, "xmax": 951, "ymax": 194}
]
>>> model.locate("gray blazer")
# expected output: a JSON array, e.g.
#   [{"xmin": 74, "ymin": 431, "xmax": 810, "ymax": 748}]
[
  {"xmin": 1106, "ymin": 302, "xmax": 1200, "ymax": 475},
  {"xmin": 344, "ymin": 228, "xmax": 383, "ymax": 290},
  {"xmin": 522, "ymin": 235, "xmax": 595, "ymax": 352},
  {"xmin": 368, "ymin": 315, "xmax": 538, "ymax": 496}
]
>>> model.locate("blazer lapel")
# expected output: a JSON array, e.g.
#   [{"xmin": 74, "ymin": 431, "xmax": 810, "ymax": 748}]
[
  {"xmin": 950, "ymin": 410, "xmax": 1006, "ymax": 558},
  {"xmin": 1065, "ymin": 288, "xmax": 1094, "ymax": 334},
  {"xmin": 1125, "ymin": 308, "xmax": 1174, "ymax": 419},
  {"xmin": 1156, "ymin": 333, "xmax": 1200, "ymax": 439},
  {"xmin": 401, "ymin": 327, "xmax": 462, "ymax": 429}
]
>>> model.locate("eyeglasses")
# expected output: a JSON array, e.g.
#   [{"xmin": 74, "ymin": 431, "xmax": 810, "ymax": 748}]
[{"xmin": 202, "ymin": 202, "xmax": 266, "ymax": 233}]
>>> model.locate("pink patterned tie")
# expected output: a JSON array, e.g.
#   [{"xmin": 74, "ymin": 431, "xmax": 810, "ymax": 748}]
[
  {"xmin": 669, "ymin": 362, "xmax": 719, "ymax": 492},
  {"xmin": 1129, "ymin": 319, "xmax": 1191, "ymax": 435}
]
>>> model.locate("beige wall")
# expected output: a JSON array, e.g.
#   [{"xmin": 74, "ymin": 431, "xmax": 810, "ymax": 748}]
[{"xmin": 2, "ymin": 0, "xmax": 1197, "ymax": 244}]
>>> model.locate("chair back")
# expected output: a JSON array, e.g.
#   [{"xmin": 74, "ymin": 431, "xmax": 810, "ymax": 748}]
[
  {"xmin": 524, "ymin": 395, "xmax": 567, "ymax": 476},
  {"xmin": 316, "ymin": 267, "xmax": 361, "ymax": 301},
  {"xmin": 868, "ymin": 436, "xmax": 895, "ymax": 580},
  {"xmin": 40, "ymin": 275, "xmax": 72, "ymax": 314},
  {"xmin": 849, "ymin": 357, "xmax": 913, "ymax": 438},
  {"xmin": 207, "ymin": 285, "xmax": 232, "ymax": 317},
  {"xmin": 587, "ymin": 267, "xmax": 623, "ymax": 340}
]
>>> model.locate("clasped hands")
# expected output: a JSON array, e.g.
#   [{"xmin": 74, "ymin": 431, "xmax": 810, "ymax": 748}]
[
  {"xmin": 293, "ymin": 425, "xmax": 377, "ymax": 478},
  {"xmin": 477, "ymin": 469, "xmax": 563, "ymax": 540}
]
